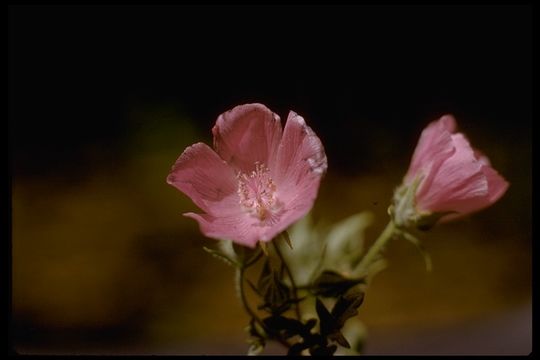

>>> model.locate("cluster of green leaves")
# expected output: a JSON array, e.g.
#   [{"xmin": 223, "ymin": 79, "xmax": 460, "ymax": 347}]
[
  {"xmin": 204, "ymin": 226, "xmax": 368, "ymax": 356},
  {"xmin": 203, "ymin": 210, "xmax": 434, "ymax": 355},
  {"xmin": 244, "ymin": 254, "xmax": 366, "ymax": 356},
  {"xmin": 289, "ymin": 272, "xmax": 366, "ymax": 356}
]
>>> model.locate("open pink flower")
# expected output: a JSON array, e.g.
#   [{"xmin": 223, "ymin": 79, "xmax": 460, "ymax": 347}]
[
  {"xmin": 393, "ymin": 114, "xmax": 509, "ymax": 228},
  {"xmin": 167, "ymin": 103, "xmax": 327, "ymax": 248}
]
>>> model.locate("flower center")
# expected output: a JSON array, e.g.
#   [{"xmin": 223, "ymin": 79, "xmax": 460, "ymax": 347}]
[{"xmin": 237, "ymin": 162, "xmax": 281, "ymax": 222}]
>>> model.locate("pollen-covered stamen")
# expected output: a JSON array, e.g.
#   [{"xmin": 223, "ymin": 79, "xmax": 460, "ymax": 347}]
[{"xmin": 237, "ymin": 162, "xmax": 281, "ymax": 221}]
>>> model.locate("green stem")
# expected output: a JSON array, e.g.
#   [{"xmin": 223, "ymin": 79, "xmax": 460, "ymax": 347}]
[
  {"xmin": 244, "ymin": 250, "xmax": 263, "ymax": 268},
  {"xmin": 356, "ymin": 221, "xmax": 396, "ymax": 275},
  {"xmin": 236, "ymin": 266, "xmax": 292, "ymax": 351},
  {"xmin": 273, "ymin": 235, "xmax": 302, "ymax": 321},
  {"xmin": 236, "ymin": 267, "xmax": 264, "ymax": 328}
]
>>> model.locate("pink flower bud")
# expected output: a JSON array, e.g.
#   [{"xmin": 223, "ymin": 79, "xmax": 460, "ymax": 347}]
[{"xmin": 392, "ymin": 115, "xmax": 509, "ymax": 229}]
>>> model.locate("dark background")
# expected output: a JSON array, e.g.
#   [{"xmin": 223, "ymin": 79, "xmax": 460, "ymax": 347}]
[
  {"xmin": 10, "ymin": 4, "xmax": 531, "ymax": 177},
  {"xmin": 9, "ymin": 4, "xmax": 532, "ymax": 355}
]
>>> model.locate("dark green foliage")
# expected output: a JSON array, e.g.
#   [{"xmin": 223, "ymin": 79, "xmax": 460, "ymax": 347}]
[
  {"xmin": 257, "ymin": 259, "xmax": 294, "ymax": 315},
  {"xmin": 210, "ymin": 235, "xmax": 368, "ymax": 356},
  {"xmin": 311, "ymin": 270, "xmax": 365, "ymax": 298},
  {"xmin": 331, "ymin": 287, "xmax": 365, "ymax": 327}
]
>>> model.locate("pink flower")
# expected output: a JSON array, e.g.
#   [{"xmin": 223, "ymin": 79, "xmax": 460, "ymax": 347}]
[
  {"xmin": 393, "ymin": 114, "xmax": 509, "ymax": 228},
  {"xmin": 167, "ymin": 103, "xmax": 327, "ymax": 248}
]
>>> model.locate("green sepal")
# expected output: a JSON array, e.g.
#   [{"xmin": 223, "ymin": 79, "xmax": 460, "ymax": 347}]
[
  {"xmin": 203, "ymin": 246, "xmax": 239, "ymax": 267},
  {"xmin": 280, "ymin": 231, "xmax": 293, "ymax": 250},
  {"xmin": 414, "ymin": 211, "xmax": 454, "ymax": 231}
]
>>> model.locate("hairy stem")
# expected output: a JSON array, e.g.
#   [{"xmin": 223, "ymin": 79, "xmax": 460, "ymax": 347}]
[
  {"xmin": 273, "ymin": 234, "xmax": 302, "ymax": 321},
  {"xmin": 236, "ymin": 267, "xmax": 263, "ymax": 326},
  {"xmin": 355, "ymin": 221, "xmax": 396, "ymax": 275}
]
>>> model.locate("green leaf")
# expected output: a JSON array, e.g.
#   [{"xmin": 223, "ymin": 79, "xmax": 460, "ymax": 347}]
[
  {"xmin": 247, "ymin": 318, "xmax": 266, "ymax": 339},
  {"xmin": 262, "ymin": 315, "xmax": 307, "ymax": 339},
  {"xmin": 268, "ymin": 272, "xmax": 290, "ymax": 307},
  {"xmin": 312, "ymin": 270, "xmax": 365, "ymax": 298},
  {"xmin": 203, "ymin": 246, "xmax": 239, "ymax": 267},
  {"xmin": 352, "ymin": 256, "xmax": 388, "ymax": 280},
  {"xmin": 341, "ymin": 319, "xmax": 367, "ymax": 355},
  {"xmin": 307, "ymin": 243, "xmax": 328, "ymax": 285},
  {"xmin": 315, "ymin": 298, "xmax": 335, "ymax": 336},
  {"xmin": 257, "ymin": 260, "xmax": 292, "ymax": 315},
  {"xmin": 287, "ymin": 342, "xmax": 310, "ymax": 356},
  {"xmin": 328, "ymin": 332, "xmax": 350, "ymax": 348},
  {"xmin": 320, "ymin": 211, "xmax": 375, "ymax": 275},
  {"xmin": 257, "ymin": 259, "xmax": 273, "ymax": 295},
  {"xmin": 309, "ymin": 344, "xmax": 338, "ymax": 356},
  {"xmin": 304, "ymin": 318, "xmax": 318, "ymax": 332},
  {"xmin": 280, "ymin": 231, "xmax": 293, "ymax": 250},
  {"xmin": 315, "ymin": 289, "xmax": 364, "ymax": 350},
  {"xmin": 292, "ymin": 332, "xmax": 332, "ymax": 356},
  {"xmin": 315, "ymin": 297, "xmax": 349, "ymax": 347},
  {"xmin": 331, "ymin": 286, "xmax": 365, "ymax": 327}
]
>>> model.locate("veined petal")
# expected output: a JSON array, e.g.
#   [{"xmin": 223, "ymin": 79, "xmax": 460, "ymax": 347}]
[
  {"xmin": 482, "ymin": 165, "xmax": 509, "ymax": 205},
  {"xmin": 417, "ymin": 133, "xmax": 487, "ymax": 213},
  {"xmin": 405, "ymin": 115, "xmax": 456, "ymax": 186},
  {"xmin": 273, "ymin": 111, "xmax": 327, "ymax": 183},
  {"xmin": 212, "ymin": 103, "xmax": 283, "ymax": 173},
  {"xmin": 166, "ymin": 142, "xmax": 237, "ymax": 215},
  {"xmin": 259, "ymin": 206, "xmax": 317, "ymax": 243},
  {"xmin": 185, "ymin": 212, "xmax": 264, "ymax": 248},
  {"xmin": 270, "ymin": 111, "xmax": 327, "ymax": 232},
  {"xmin": 437, "ymin": 165, "xmax": 510, "ymax": 223}
]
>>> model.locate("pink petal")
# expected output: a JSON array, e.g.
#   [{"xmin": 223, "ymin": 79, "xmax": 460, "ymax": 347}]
[
  {"xmin": 437, "ymin": 166, "xmax": 509, "ymax": 223},
  {"xmin": 474, "ymin": 148, "xmax": 491, "ymax": 166},
  {"xmin": 185, "ymin": 212, "xmax": 265, "ymax": 248},
  {"xmin": 212, "ymin": 103, "xmax": 283, "ymax": 173},
  {"xmin": 259, "ymin": 206, "xmax": 316, "ymax": 243},
  {"xmin": 273, "ymin": 111, "xmax": 327, "ymax": 183},
  {"xmin": 166, "ymin": 142, "xmax": 238, "ymax": 215},
  {"xmin": 405, "ymin": 115, "xmax": 457, "ymax": 188},
  {"xmin": 416, "ymin": 133, "xmax": 488, "ymax": 213},
  {"xmin": 269, "ymin": 111, "xmax": 327, "ymax": 234},
  {"xmin": 482, "ymin": 165, "xmax": 509, "ymax": 204}
]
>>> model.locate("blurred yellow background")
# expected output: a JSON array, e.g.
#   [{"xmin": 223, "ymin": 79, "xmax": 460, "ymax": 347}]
[{"xmin": 12, "ymin": 107, "xmax": 531, "ymax": 355}]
